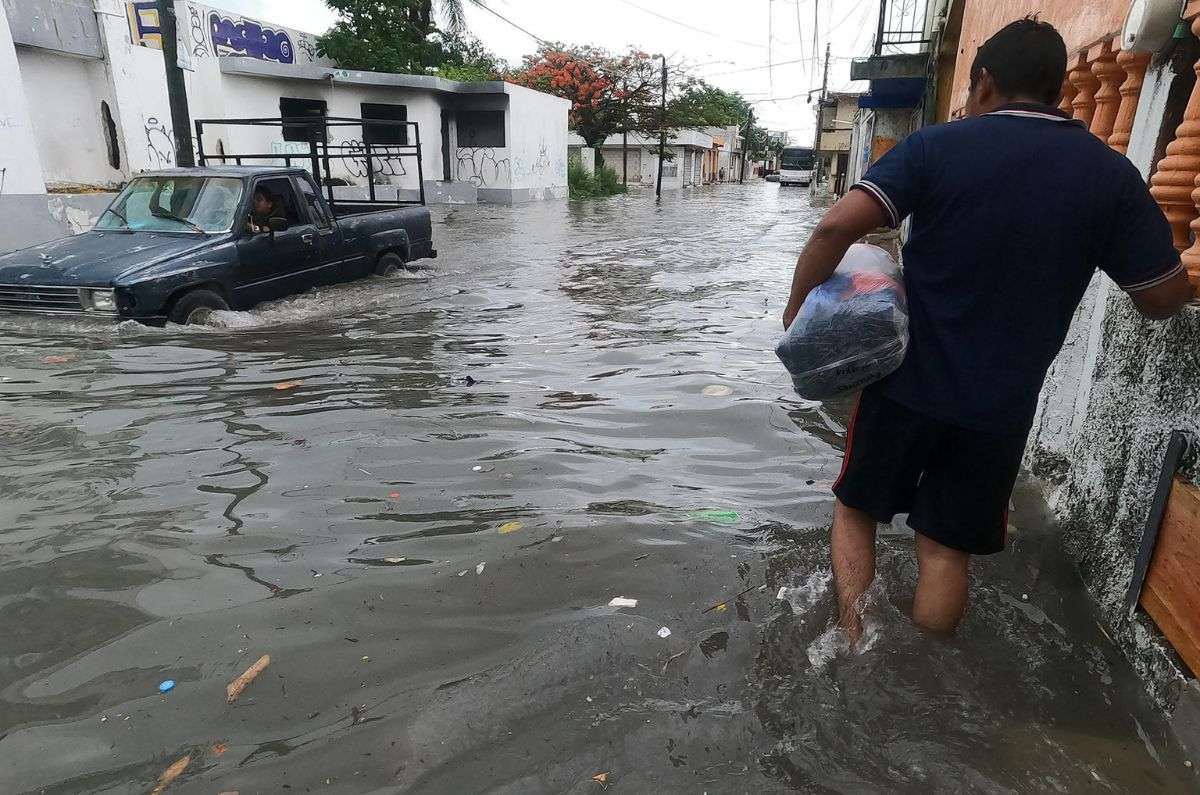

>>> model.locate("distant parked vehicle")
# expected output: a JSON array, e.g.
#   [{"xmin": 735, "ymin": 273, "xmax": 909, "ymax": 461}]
[
  {"xmin": 779, "ymin": 147, "xmax": 815, "ymax": 187},
  {"xmin": 0, "ymin": 116, "xmax": 435, "ymax": 325}
]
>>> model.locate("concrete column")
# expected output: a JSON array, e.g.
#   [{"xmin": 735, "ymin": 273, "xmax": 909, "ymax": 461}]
[
  {"xmin": 0, "ymin": 8, "xmax": 47, "ymax": 193},
  {"xmin": 578, "ymin": 147, "xmax": 595, "ymax": 176},
  {"xmin": 94, "ymin": 0, "xmax": 176, "ymax": 173}
]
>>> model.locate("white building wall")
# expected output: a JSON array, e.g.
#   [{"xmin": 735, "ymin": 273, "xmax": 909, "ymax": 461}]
[
  {"xmin": 0, "ymin": 6, "xmax": 46, "ymax": 193},
  {"xmin": 15, "ymin": 48, "xmax": 126, "ymax": 188},
  {"xmin": 496, "ymin": 83, "xmax": 568, "ymax": 201},
  {"xmin": 95, "ymin": 0, "xmax": 175, "ymax": 173},
  {"xmin": 201, "ymin": 71, "xmax": 441, "ymax": 191}
]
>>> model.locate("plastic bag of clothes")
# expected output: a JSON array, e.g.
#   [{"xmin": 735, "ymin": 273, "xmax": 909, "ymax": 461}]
[{"xmin": 776, "ymin": 243, "xmax": 909, "ymax": 400}]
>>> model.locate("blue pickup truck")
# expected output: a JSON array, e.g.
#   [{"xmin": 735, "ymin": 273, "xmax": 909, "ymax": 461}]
[{"xmin": 0, "ymin": 115, "xmax": 436, "ymax": 325}]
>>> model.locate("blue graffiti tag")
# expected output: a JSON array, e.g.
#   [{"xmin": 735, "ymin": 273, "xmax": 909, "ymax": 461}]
[{"xmin": 209, "ymin": 13, "xmax": 294, "ymax": 64}]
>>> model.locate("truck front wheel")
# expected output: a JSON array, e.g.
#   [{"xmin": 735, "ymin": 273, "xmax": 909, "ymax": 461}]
[
  {"xmin": 374, "ymin": 252, "xmax": 406, "ymax": 276},
  {"xmin": 169, "ymin": 288, "xmax": 229, "ymax": 325}
]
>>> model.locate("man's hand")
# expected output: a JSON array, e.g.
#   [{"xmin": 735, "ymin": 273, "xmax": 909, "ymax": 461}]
[
  {"xmin": 1128, "ymin": 267, "xmax": 1193, "ymax": 320},
  {"xmin": 783, "ymin": 189, "xmax": 891, "ymax": 329}
]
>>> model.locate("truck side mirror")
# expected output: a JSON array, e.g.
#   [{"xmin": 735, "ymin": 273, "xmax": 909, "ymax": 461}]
[{"xmin": 268, "ymin": 217, "xmax": 289, "ymax": 233}]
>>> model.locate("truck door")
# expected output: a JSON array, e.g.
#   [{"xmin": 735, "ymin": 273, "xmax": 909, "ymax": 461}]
[
  {"xmin": 294, "ymin": 175, "xmax": 355, "ymax": 284},
  {"xmin": 235, "ymin": 176, "xmax": 321, "ymax": 303}
]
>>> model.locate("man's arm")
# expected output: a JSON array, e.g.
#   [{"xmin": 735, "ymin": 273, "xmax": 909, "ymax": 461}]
[
  {"xmin": 1127, "ymin": 267, "xmax": 1193, "ymax": 320},
  {"xmin": 783, "ymin": 189, "xmax": 891, "ymax": 328}
]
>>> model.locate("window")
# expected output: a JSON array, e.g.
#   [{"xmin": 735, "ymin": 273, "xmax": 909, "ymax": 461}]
[
  {"xmin": 96, "ymin": 177, "xmax": 243, "ymax": 233},
  {"xmin": 456, "ymin": 110, "xmax": 504, "ymax": 147},
  {"xmin": 252, "ymin": 177, "xmax": 303, "ymax": 225},
  {"xmin": 361, "ymin": 102, "xmax": 408, "ymax": 145},
  {"xmin": 280, "ymin": 97, "xmax": 327, "ymax": 142},
  {"xmin": 296, "ymin": 177, "xmax": 331, "ymax": 230}
]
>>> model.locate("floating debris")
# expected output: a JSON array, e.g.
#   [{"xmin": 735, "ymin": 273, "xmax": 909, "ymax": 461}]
[
  {"xmin": 272, "ymin": 381, "xmax": 303, "ymax": 391},
  {"xmin": 702, "ymin": 384, "xmax": 733, "ymax": 397},
  {"xmin": 388, "ymin": 491, "xmax": 401, "ymax": 499},
  {"xmin": 608, "ymin": 597, "xmax": 638, "ymax": 608},
  {"xmin": 150, "ymin": 754, "xmax": 191, "ymax": 795},
  {"xmin": 592, "ymin": 772, "xmax": 609, "ymax": 784},
  {"xmin": 656, "ymin": 626, "xmax": 672, "ymax": 638},
  {"xmin": 498, "ymin": 521, "xmax": 523, "ymax": 535},
  {"xmin": 475, "ymin": 562, "xmax": 486, "ymax": 575},
  {"xmin": 39, "ymin": 354, "xmax": 76, "ymax": 365},
  {"xmin": 226, "ymin": 654, "xmax": 270, "ymax": 704},
  {"xmin": 158, "ymin": 679, "xmax": 175, "ymax": 693}
]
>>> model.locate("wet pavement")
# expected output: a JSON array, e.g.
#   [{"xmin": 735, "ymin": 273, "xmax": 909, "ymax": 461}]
[{"xmin": 0, "ymin": 183, "xmax": 1196, "ymax": 794}]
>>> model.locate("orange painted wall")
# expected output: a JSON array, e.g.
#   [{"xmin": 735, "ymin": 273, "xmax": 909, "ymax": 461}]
[{"xmin": 946, "ymin": 0, "xmax": 1127, "ymax": 115}]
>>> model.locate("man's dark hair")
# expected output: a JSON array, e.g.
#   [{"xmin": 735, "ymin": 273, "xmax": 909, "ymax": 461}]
[
  {"xmin": 254, "ymin": 186, "xmax": 272, "ymax": 201},
  {"xmin": 970, "ymin": 16, "xmax": 1067, "ymax": 106}
]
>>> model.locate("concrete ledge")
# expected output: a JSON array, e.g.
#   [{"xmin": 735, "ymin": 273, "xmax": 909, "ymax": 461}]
[
  {"xmin": 477, "ymin": 186, "xmax": 568, "ymax": 204},
  {"xmin": 423, "ymin": 181, "xmax": 478, "ymax": 205},
  {"xmin": 850, "ymin": 53, "xmax": 929, "ymax": 81},
  {"xmin": 0, "ymin": 193, "xmax": 115, "ymax": 254}
]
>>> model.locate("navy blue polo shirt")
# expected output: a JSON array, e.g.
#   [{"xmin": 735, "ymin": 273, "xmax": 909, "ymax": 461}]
[{"xmin": 852, "ymin": 102, "xmax": 1182, "ymax": 434}]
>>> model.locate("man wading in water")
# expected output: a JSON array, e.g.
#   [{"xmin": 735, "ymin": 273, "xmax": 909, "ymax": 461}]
[{"xmin": 783, "ymin": 17, "xmax": 1191, "ymax": 643}]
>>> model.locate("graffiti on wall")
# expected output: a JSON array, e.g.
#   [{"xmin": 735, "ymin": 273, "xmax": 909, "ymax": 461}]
[
  {"xmin": 126, "ymin": 1, "xmax": 161, "ymax": 48},
  {"xmin": 457, "ymin": 148, "xmax": 509, "ymax": 188},
  {"xmin": 188, "ymin": 5, "xmax": 210, "ymax": 57},
  {"xmin": 342, "ymin": 141, "xmax": 408, "ymax": 180},
  {"xmin": 209, "ymin": 12, "xmax": 293, "ymax": 63},
  {"xmin": 126, "ymin": 2, "xmax": 326, "ymax": 66},
  {"xmin": 144, "ymin": 117, "xmax": 176, "ymax": 169}
]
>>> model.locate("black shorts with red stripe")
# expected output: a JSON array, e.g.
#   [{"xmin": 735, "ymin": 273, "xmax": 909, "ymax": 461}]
[{"xmin": 832, "ymin": 387, "xmax": 1026, "ymax": 556}]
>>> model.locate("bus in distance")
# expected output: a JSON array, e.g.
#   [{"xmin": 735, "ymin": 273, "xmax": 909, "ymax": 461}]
[{"xmin": 779, "ymin": 146, "xmax": 815, "ymax": 187}]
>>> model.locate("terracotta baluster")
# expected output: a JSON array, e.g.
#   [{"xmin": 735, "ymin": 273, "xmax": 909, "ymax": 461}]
[
  {"xmin": 1089, "ymin": 42, "xmax": 1123, "ymax": 143},
  {"xmin": 1058, "ymin": 77, "xmax": 1077, "ymax": 115},
  {"xmin": 1069, "ymin": 52, "xmax": 1100, "ymax": 127},
  {"xmin": 1150, "ymin": 16, "xmax": 1200, "ymax": 254},
  {"xmin": 1110, "ymin": 50, "xmax": 1151, "ymax": 155}
]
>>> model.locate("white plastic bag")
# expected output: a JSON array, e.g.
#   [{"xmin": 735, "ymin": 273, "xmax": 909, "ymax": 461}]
[{"xmin": 776, "ymin": 243, "xmax": 909, "ymax": 400}]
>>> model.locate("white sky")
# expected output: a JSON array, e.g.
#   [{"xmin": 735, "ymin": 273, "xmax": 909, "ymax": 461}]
[{"xmin": 219, "ymin": 0, "xmax": 876, "ymax": 142}]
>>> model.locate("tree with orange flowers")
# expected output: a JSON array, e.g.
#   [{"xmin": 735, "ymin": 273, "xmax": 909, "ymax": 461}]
[{"xmin": 508, "ymin": 45, "xmax": 659, "ymax": 154}]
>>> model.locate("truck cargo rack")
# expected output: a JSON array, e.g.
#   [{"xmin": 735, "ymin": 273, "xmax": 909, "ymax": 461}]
[{"xmin": 193, "ymin": 116, "xmax": 425, "ymax": 210}]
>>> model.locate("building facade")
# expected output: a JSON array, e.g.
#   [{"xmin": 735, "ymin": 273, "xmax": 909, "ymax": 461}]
[
  {"xmin": 0, "ymin": 0, "xmax": 569, "ymax": 251},
  {"xmin": 816, "ymin": 93, "xmax": 863, "ymax": 193}
]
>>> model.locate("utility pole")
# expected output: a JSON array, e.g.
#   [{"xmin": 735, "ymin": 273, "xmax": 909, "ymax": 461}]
[
  {"xmin": 621, "ymin": 80, "xmax": 629, "ymax": 187},
  {"xmin": 874, "ymin": 0, "xmax": 887, "ymax": 56},
  {"xmin": 812, "ymin": 43, "xmax": 830, "ymax": 186},
  {"xmin": 656, "ymin": 55, "xmax": 667, "ymax": 200},
  {"xmin": 157, "ymin": 0, "xmax": 194, "ymax": 166},
  {"xmin": 739, "ymin": 109, "xmax": 752, "ymax": 184}
]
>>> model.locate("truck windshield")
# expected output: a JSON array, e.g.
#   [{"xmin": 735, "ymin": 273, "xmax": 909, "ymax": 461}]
[
  {"xmin": 97, "ymin": 176, "xmax": 244, "ymax": 233},
  {"xmin": 781, "ymin": 148, "xmax": 814, "ymax": 170}
]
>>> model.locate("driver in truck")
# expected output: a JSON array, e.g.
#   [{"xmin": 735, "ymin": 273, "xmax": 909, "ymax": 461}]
[{"xmin": 247, "ymin": 186, "xmax": 286, "ymax": 233}]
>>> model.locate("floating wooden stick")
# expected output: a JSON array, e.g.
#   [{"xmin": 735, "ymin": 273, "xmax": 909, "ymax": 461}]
[
  {"xmin": 150, "ymin": 754, "xmax": 191, "ymax": 795},
  {"xmin": 226, "ymin": 654, "xmax": 271, "ymax": 704}
]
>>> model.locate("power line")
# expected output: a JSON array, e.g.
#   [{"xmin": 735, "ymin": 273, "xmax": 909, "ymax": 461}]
[
  {"xmin": 611, "ymin": 0, "xmax": 771, "ymax": 50},
  {"xmin": 700, "ymin": 53, "xmax": 856, "ymax": 77}
]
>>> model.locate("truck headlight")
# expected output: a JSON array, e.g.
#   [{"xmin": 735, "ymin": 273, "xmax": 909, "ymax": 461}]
[{"xmin": 81, "ymin": 289, "xmax": 117, "ymax": 313}]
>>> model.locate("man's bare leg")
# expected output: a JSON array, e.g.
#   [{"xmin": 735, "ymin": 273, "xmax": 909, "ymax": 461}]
[
  {"xmin": 831, "ymin": 499, "xmax": 878, "ymax": 645},
  {"xmin": 912, "ymin": 533, "xmax": 971, "ymax": 634}
]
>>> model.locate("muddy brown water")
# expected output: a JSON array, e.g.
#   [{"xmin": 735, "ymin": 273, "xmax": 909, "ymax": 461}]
[{"xmin": 0, "ymin": 184, "xmax": 1195, "ymax": 794}]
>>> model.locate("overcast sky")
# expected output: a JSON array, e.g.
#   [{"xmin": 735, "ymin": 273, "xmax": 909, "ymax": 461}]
[{"xmin": 220, "ymin": 0, "xmax": 876, "ymax": 142}]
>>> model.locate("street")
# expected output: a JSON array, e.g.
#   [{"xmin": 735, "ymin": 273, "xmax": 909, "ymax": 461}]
[{"xmin": 0, "ymin": 184, "xmax": 1193, "ymax": 793}]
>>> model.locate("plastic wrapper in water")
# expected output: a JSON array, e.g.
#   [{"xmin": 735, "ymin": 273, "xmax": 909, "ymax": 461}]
[{"xmin": 776, "ymin": 243, "xmax": 909, "ymax": 400}]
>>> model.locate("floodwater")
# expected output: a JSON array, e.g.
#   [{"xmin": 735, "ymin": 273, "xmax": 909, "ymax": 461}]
[{"xmin": 0, "ymin": 184, "xmax": 1195, "ymax": 794}]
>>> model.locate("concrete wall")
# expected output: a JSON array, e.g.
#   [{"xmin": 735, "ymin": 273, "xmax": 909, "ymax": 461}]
[
  {"xmin": 0, "ymin": 6, "xmax": 47, "ymax": 193},
  {"xmin": 0, "ymin": 193, "xmax": 114, "ymax": 253},
  {"xmin": 205, "ymin": 71, "xmax": 440, "ymax": 191},
  {"xmin": 497, "ymin": 83, "xmax": 567, "ymax": 202},
  {"xmin": 947, "ymin": 0, "xmax": 1126, "ymax": 114},
  {"xmin": 1025, "ymin": 50, "xmax": 1200, "ymax": 714},
  {"xmin": 15, "ymin": 47, "xmax": 125, "ymax": 188}
]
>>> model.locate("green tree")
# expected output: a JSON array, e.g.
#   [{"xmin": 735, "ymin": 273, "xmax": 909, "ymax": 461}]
[{"xmin": 318, "ymin": 0, "xmax": 494, "ymax": 75}]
